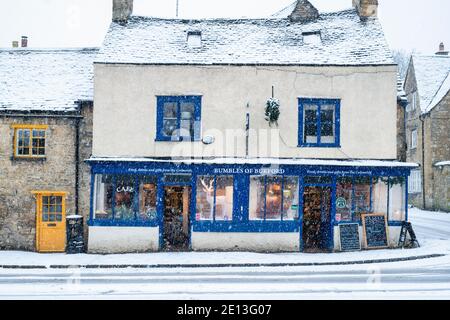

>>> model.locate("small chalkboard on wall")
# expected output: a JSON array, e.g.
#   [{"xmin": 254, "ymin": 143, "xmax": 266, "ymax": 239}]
[
  {"xmin": 338, "ymin": 223, "xmax": 361, "ymax": 252},
  {"xmin": 362, "ymin": 213, "xmax": 389, "ymax": 249}
]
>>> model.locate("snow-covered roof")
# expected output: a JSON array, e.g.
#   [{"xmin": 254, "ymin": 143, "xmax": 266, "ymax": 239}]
[
  {"xmin": 410, "ymin": 55, "xmax": 450, "ymax": 114},
  {"xmin": 435, "ymin": 161, "xmax": 450, "ymax": 167},
  {"xmin": 95, "ymin": 9, "xmax": 394, "ymax": 66},
  {"xmin": 0, "ymin": 48, "xmax": 98, "ymax": 113},
  {"xmin": 88, "ymin": 157, "xmax": 418, "ymax": 168},
  {"xmin": 397, "ymin": 75, "xmax": 407, "ymax": 105},
  {"xmin": 425, "ymin": 71, "xmax": 450, "ymax": 114}
]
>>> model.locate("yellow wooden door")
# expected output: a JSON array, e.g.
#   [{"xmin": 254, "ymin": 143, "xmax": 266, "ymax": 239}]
[{"xmin": 35, "ymin": 192, "xmax": 67, "ymax": 252}]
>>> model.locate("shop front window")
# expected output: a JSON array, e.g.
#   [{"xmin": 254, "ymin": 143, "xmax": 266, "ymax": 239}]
[
  {"xmin": 250, "ymin": 176, "xmax": 299, "ymax": 221},
  {"xmin": 388, "ymin": 177, "xmax": 406, "ymax": 221},
  {"xmin": 94, "ymin": 174, "xmax": 113, "ymax": 220},
  {"xmin": 196, "ymin": 176, "xmax": 234, "ymax": 221},
  {"xmin": 139, "ymin": 176, "xmax": 157, "ymax": 221},
  {"xmin": 93, "ymin": 174, "xmax": 158, "ymax": 223},
  {"xmin": 336, "ymin": 177, "xmax": 352, "ymax": 222},
  {"xmin": 282, "ymin": 177, "xmax": 300, "ymax": 220},
  {"xmin": 353, "ymin": 177, "xmax": 371, "ymax": 222},
  {"xmin": 372, "ymin": 177, "xmax": 389, "ymax": 215},
  {"xmin": 114, "ymin": 176, "xmax": 136, "ymax": 220}
]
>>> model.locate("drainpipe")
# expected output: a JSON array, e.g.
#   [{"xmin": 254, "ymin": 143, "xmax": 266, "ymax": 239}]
[
  {"xmin": 420, "ymin": 116, "xmax": 425, "ymax": 209},
  {"xmin": 75, "ymin": 104, "xmax": 81, "ymax": 216}
]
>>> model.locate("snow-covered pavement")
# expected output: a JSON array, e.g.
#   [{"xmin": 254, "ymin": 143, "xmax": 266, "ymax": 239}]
[{"xmin": 0, "ymin": 208, "xmax": 449, "ymax": 299}]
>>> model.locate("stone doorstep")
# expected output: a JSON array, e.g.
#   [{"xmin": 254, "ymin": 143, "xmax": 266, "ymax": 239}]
[{"xmin": 0, "ymin": 253, "xmax": 444, "ymax": 270}]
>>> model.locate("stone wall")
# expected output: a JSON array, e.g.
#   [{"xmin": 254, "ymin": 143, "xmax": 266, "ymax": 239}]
[
  {"xmin": 78, "ymin": 103, "xmax": 94, "ymax": 245},
  {"xmin": 0, "ymin": 106, "xmax": 94, "ymax": 251},
  {"xmin": 0, "ymin": 116, "xmax": 78, "ymax": 250},
  {"xmin": 428, "ymin": 92, "xmax": 450, "ymax": 211},
  {"xmin": 397, "ymin": 102, "xmax": 406, "ymax": 162},
  {"xmin": 433, "ymin": 166, "xmax": 450, "ymax": 211},
  {"xmin": 404, "ymin": 58, "xmax": 450, "ymax": 211},
  {"xmin": 404, "ymin": 61, "xmax": 424, "ymax": 207}
]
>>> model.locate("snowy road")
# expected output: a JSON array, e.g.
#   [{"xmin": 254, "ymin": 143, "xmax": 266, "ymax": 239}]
[
  {"xmin": 0, "ymin": 208, "xmax": 448, "ymax": 300},
  {"xmin": 1, "ymin": 261, "xmax": 450, "ymax": 299}
]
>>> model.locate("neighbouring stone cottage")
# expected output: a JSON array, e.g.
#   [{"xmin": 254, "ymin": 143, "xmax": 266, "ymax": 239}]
[
  {"xmin": 87, "ymin": 0, "xmax": 416, "ymax": 254},
  {"xmin": 0, "ymin": 47, "xmax": 97, "ymax": 251},
  {"xmin": 402, "ymin": 43, "xmax": 450, "ymax": 212}
]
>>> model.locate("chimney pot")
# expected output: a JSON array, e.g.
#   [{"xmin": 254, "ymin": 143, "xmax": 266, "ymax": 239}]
[
  {"xmin": 436, "ymin": 42, "xmax": 449, "ymax": 56},
  {"xmin": 113, "ymin": 0, "xmax": 133, "ymax": 23},
  {"xmin": 21, "ymin": 36, "xmax": 28, "ymax": 48},
  {"xmin": 353, "ymin": 0, "xmax": 378, "ymax": 19}
]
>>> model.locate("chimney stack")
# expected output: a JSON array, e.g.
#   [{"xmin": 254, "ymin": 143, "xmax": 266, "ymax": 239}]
[
  {"xmin": 353, "ymin": 0, "xmax": 378, "ymax": 19},
  {"xmin": 112, "ymin": 0, "xmax": 133, "ymax": 23},
  {"xmin": 21, "ymin": 36, "xmax": 28, "ymax": 48},
  {"xmin": 289, "ymin": 0, "xmax": 319, "ymax": 23},
  {"xmin": 436, "ymin": 42, "xmax": 449, "ymax": 56}
]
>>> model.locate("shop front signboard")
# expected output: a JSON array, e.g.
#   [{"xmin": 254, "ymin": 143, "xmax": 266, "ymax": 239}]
[{"xmin": 362, "ymin": 213, "xmax": 389, "ymax": 249}]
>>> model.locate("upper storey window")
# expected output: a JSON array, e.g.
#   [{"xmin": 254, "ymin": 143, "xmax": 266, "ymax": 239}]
[
  {"xmin": 298, "ymin": 98, "xmax": 340, "ymax": 148},
  {"xmin": 156, "ymin": 96, "xmax": 202, "ymax": 142},
  {"xmin": 12, "ymin": 124, "xmax": 47, "ymax": 159}
]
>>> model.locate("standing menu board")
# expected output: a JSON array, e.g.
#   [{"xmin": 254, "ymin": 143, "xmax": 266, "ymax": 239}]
[
  {"xmin": 362, "ymin": 213, "xmax": 389, "ymax": 249},
  {"xmin": 338, "ymin": 223, "xmax": 361, "ymax": 252}
]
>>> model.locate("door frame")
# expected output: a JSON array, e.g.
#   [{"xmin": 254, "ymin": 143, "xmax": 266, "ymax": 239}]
[
  {"xmin": 32, "ymin": 191, "xmax": 68, "ymax": 253},
  {"xmin": 158, "ymin": 175, "xmax": 193, "ymax": 251},
  {"xmin": 299, "ymin": 180, "xmax": 335, "ymax": 252}
]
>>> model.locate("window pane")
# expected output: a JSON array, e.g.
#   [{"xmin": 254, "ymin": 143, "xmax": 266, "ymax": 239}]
[
  {"xmin": 196, "ymin": 176, "xmax": 214, "ymax": 220},
  {"xmin": 94, "ymin": 175, "xmax": 113, "ymax": 220},
  {"xmin": 304, "ymin": 104, "xmax": 318, "ymax": 144},
  {"xmin": 336, "ymin": 177, "xmax": 352, "ymax": 222},
  {"xmin": 372, "ymin": 177, "xmax": 388, "ymax": 215},
  {"xmin": 249, "ymin": 176, "xmax": 265, "ymax": 220},
  {"xmin": 320, "ymin": 105, "xmax": 335, "ymax": 143},
  {"xmin": 180, "ymin": 102, "xmax": 195, "ymax": 139},
  {"xmin": 214, "ymin": 176, "xmax": 234, "ymax": 221},
  {"xmin": 389, "ymin": 177, "xmax": 406, "ymax": 221},
  {"xmin": 353, "ymin": 177, "xmax": 371, "ymax": 222},
  {"xmin": 320, "ymin": 106, "xmax": 335, "ymax": 122},
  {"xmin": 115, "ymin": 176, "xmax": 136, "ymax": 220},
  {"xmin": 282, "ymin": 177, "xmax": 299, "ymax": 220},
  {"xmin": 163, "ymin": 102, "xmax": 177, "ymax": 118},
  {"xmin": 265, "ymin": 176, "xmax": 282, "ymax": 220},
  {"xmin": 162, "ymin": 119, "xmax": 178, "ymax": 138},
  {"xmin": 139, "ymin": 176, "xmax": 157, "ymax": 221}
]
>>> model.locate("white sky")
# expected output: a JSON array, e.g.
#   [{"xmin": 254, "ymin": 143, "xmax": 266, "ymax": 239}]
[{"xmin": 0, "ymin": 0, "xmax": 449, "ymax": 54}]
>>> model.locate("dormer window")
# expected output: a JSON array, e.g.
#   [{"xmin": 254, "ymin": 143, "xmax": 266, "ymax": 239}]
[
  {"xmin": 187, "ymin": 31, "xmax": 202, "ymax": 48},
  {"xmin": 302, "ymin": 31, "xmax": 322, "ymax": 45}
]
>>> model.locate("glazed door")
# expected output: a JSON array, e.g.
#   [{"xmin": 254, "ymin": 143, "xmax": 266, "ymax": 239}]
[
  {"xmin": 163, "ymin": 186, "xmax": 191, "ymax": 251},
  {"xmin": 302, "ymin": 186, "xmax": 332, "ymax": 252},
  {"xmin": 35, "ymin": 193, "xmax": 67, "ymax": 252}
]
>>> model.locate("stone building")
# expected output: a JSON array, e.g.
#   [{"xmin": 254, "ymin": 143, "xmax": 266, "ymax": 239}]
[
  {"xmin": 0, "ymin": 47, "xmax": 97, "ymax": 251},
  {"xmin": 402, "ymin": 43, "xmax": 450, "ymax": 212},
  {"xmin": 87, "ymin": 0, "xmax": 416, "ymax": 253}
]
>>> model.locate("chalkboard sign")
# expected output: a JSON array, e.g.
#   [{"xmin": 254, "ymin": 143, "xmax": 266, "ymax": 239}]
[
  {"xmin": 339, "ymin": 223, "xmax": 361, "ymax": 252},
  {"xmin": 362, "ymin": 213, "xmax": 389, "ymax": 249}
]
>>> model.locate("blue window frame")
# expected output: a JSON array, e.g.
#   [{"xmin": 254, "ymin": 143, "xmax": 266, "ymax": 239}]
[
  {"xmin": 156, "ymin": 96, "xmax": 202, "ymax": 141},
  {"xmin": 92, "ymin": 174, "xmax": 158, "ymax": 226},
  {"xmin": 249, "ymin": 176, "xmax": 300, "ymax": 222},
  {"xmin": 196, "ymin": 175, "xmax": 234, "ymax": 222},
  {"xmin": 298, "ymin": 98, "xmax": 340, "ymax": 147}
]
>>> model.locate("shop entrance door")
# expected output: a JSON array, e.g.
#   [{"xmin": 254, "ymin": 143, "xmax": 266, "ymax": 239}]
[
  {"xmin": 302, "ymin": 186, "xmax": 332, "ymax": 253},
  {"xmin": 163, "ymin": 186, "xmax": 191, "ymax": 251},
  {"xmin": 34, "ymin": 192, "xmax": 67, "ymax": 253}
]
